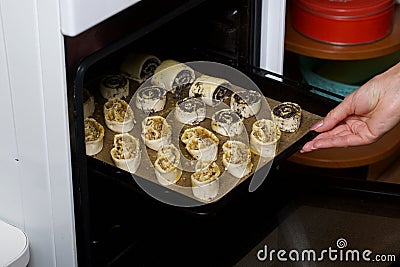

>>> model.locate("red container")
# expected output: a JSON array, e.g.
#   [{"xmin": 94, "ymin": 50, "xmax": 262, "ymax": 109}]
[{"xmin": 292, "ymin": 0, "xmax": 395, "ymax": 45}]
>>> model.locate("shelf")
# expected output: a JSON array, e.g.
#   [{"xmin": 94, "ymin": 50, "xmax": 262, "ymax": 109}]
[{"xmin": 285, "ymin": 2, "xmax": 400, "ymax": 60}]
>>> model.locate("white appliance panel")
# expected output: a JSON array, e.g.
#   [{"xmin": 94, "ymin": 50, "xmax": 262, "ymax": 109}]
[{"xmin": 59, "ymin": 0, "xmax": 141, "ymax": 36}]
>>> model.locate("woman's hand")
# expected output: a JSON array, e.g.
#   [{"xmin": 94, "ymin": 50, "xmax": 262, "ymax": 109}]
[{"xmin": 301, "ymin": 62, "xmax": 400, "ymax": 153}]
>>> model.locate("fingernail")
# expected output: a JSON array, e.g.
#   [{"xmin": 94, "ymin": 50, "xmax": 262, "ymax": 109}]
[{"xmin": 310, "ymin": 120, "xmax": 324, "ymax": 131}]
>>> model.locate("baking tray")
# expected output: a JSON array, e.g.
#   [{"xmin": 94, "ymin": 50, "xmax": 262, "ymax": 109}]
[{"xmin": 84, "ymin": 72, "xmax": 323, "ymax": 205}]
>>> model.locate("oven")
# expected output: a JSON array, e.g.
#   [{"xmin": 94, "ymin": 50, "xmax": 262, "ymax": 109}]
[
  {"xmin": 61, "ymin": 0, "xmax": 400, "ymax": 266},
  {"xmin": 2, "ymin": 0, "xmax": 398, "ymax": 266}
]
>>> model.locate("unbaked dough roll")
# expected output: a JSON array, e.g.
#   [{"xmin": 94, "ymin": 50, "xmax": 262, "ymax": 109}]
[
  {"xmin": 84, "ymin": 118, "xmax": 104, "ymax": 156},
  {"xmin": 186, "ymin": 137, "xmax": 218, "ymax": 161},
  {"xmin": 230, "ymin": 90, "xmax": 262, "ymax": 118},
  {"xmin": 99, "ymin": 74, "xmax": 129, "ymax": 100},
  {"xmin": 189, "ymin": 75, "xmax": 232, "ymax": 106},
  {"xmin": 120, "ymin": 52, "xmax": 161, "ymax": 83},
  {"xmin": 250, "ymin": 119, "xmax": 281, "ymax": 157},
  {"xmin": 271, "ymin": 102, "xmax": 302, "ymax": 133},
  {"xmin": 175, "ymin": 97, "xmax": 206, "ymax": 125},
  {"xmin": 83, "ymin": 88, "xmax": 95, "ymax": 119},
  {"xmin": 151, "ymin": 59, "xmax": 195, "ymax": 98},
  {"xmin": 191, "ymin": 160, "xmax": 220, "ymax": 201},
  {"xmin": 211, "ymin": 109, "xmax": 244, "ymax": 137},
  {"xmin": 181, "ymin": 126, "xmax": 219, "ymax": 161},
  {"xmin": 135, "ymin": 86, "xmax": 167, "ymax": 113},
  {"xmin": 103, "ymin": 98, "xmax": 135, "ymax": 133},
  {"xmin": 141, "ymin": 116, "xmax": 172, "ymax": 151},
  {"xmin": 154, "ymin": 144, "xmax": 182, "ymax": 186},
  {"xmin": 222, "ymin": 140, "xmax": 253, "ymax": 179},
  {"xmin": 111, "ymin": 133, "xmax": 141, "ymax": 173},
  {"xmin": 181, "ymin": 126, "xmax": 219, "ymax": 146}
]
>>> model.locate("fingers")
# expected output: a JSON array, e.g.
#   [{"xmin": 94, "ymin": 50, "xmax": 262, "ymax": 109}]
[
  {"xmin": 300, "ymin": 130, "xmax": 374, "ymax": 152},
  {"xmin": 301, "ymin": 125, "xmax": 348, "ymax": 152},
  {"xmin": 312, "ymin": 96, "xmax": 355, "ymax": 133}
]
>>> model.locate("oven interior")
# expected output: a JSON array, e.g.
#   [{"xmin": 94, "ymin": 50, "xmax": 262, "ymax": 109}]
[{"xmin": 65, "ymin": 0, "xmax": 400, "ymax": 266}]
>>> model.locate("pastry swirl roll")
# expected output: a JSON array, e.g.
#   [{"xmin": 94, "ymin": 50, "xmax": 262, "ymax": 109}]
[
  {"xmin": 191, "ymin": 160, "xmax": 220, "ymax": 201},
  {"xmin": 83, "ymin": 88, "xmax": 95, "ymax": 119},
  {"xmin": 141, "ymin": 116, "xmax": 172, "ymax": 151},
  {"xmin": 250, "ymin": 119, "xmax": 281, "ymax": 157},
  {"xmin": 181, "ymin": 126, "xmax": 219, "ymax": 161},
  {"xmin": 154, "ymin": 144, "xmax": 182, "ymax": 186},
  {"xmin": 272, "ymin": 102, "xmax": 302, "ymax": 133},
  {"xmin": 120, "ymin": 52, "xmax": 161, "ymax": 83},
  {"xmin": 111, "ymin": 133, "xmax": 141, "ymax": 173},
  {"xmin": 99, "ymin": 74, "xmax": 129, "ymax": 100},
  {"xmin": 135, "ymin": 86, "xmax": 167, "ymax": 113},
  {"xmin": 84, "ymin": 118, "xmax": 104, "ymax": 156},
  {"xmin": 151, "ymin": 59, "xmax": 195, "ymax": 98},
  {"xmin": 222, "ymin": 140, "xmax": 253, "ymax": 179},
  {"xmin": 189, "ymin": 75, "xmax": 232, "ymax": 106},
  {"xmin": 211, "ymin": 109, "xmax": 244, "ymax": 137},
  {"xmin": 104, "ymin": 98, "xmax": 135, "ymax": 133},
  {"xmin": 230, "ymin": 90, "xmax": 262, "ymax": 118},
  {"xmin": 175, "ymin": 97, "xmax": 206, "ymax": 125}
]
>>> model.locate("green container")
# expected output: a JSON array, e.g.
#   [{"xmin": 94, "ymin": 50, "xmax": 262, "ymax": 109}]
[
  {"xmin": 299, "ymin": 51, "xmax": 400, "ymax": 102},
  {"xmin": 299, "ymin": 56, "xmax": 359, "ymax": 102}
]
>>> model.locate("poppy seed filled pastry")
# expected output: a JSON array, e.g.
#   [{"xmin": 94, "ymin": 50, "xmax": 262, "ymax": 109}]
[
  {"xmin": 84, "ymin": 118, "xmax": 104, "ymax": 156},
  {"xmin": 103, "ymin": 98, "xmax": 135, "ymax": 133},
  {"xmin": 188, "ymin": 75, "xmax": 232, "ymax": 106},
  {"xmin": 272, "ymin": 102, "xmax": 302, "ymax": 133},
  {"xmin": 222, "ymin": 140, "xmax": 253, "ymax": 179},
  {"xmin": 135, "ymin": 86, "xmax": 167, "ymax": 113},
  {"xmin": 111, "ymin": 133, "xmax": 141, "ymax": 173},
  {"xmin": 181, "ymin": 126, "xmax": 219, "ymax": 161},
  {"xmin": 83, "ymin": 88, "xmax": 95, "ymax": 119},
  {"xmin": 151, "ymin": 59, "xmax": 195, "ymax": 98},
  {"xmin": 99, "ymin": 74, "xmax": 129, "ymax": 100},
  {"xmin": 191, "ymin": 160, "xmax": 220, "ymax": 201},
  {"xmin": 120, "ymin": 52, "xmax": 161, "ymax": 83},
  {"xmin": 211, "ymin": 109, "xmax": 244, "ymax": 137},
  {"xmin": 141, "ymin": 116, "xmax": 172, "ymax": 151},
  {"xmin": 250, "ymin": 119, "xmax": 281, "ymax": 157},
  {"xmin": 154, "ymin": 144, "xmax": 182, "ymax": 186},
  {"xmin": 230, "ymin": 90, "xmax": 262, "ymax": 118},
  {"xmin": 175, "ymin": 97, "xmax": 206, "ymax": 125}
]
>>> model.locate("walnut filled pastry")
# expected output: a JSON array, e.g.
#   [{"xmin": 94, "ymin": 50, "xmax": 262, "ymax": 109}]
[
  {"xmin": 99, "ymin": 74, "xmax": 129, "ymax": 100},
  {"xmin": 154, "ymin": 144, "xmax": 182, "ymax": 186},
  {"xmin": 250, "ymin": 119, "xmax": 281, "ymax": 157},
  {"xmin": 110, "ymin": 133, "xmax": 141, "ymax": 174},
  {"xmin": 135, "ymin": 86, "xmax": 167, "ymax": 113},
  {"xmin": 191, "ymin": 160, "xmax": 220, "ymax": 201},
  {"xmin": 84, "ymin": 118, "xmax": 104, "ymax": 156},
  {"xmin": 211, "ymin": 109, "xmax": 244, "ymax": 137},
  {"xmin": 174, "ymin": 97, "xmax": 206, "ymax": 125},
  {"xmin": 120, "ymin": 52, "xmax": 161, "ymax": 83},
  {"xmin": 141, "ymin": 116, "xmax": 172, "ymax": 151},
  {"xmin": 230, "ymin": 90, "xmax": 262, "ymax": 118},
  {"xmin": 188, "ymin": 75, "xmax": 232, "ymax": 106},
  {"xmin": 151, "ymin": 59, "xmax": 195, "ymax": 98},
  {"xmin": 181, "ymin": 126, "xmax": 219, "ymax": 161},
  {"xmin": 222, "ymin": 140, "xmax": 253, "ymax": 179},
  {"xmin": 271, "ymin": 102, "xmax": 302, "ymax": 133},
  {"xmin": 103, "ymin": 98, "xmax": 135, "ymax": 133}
]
